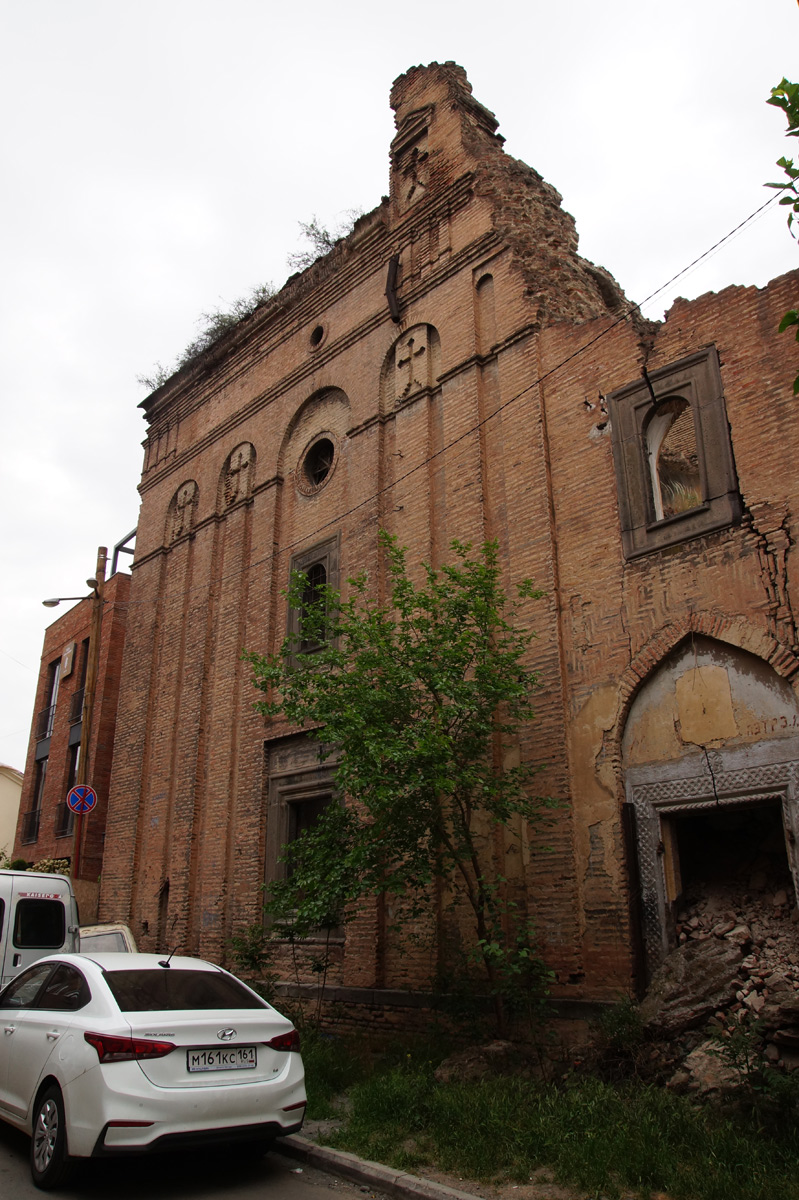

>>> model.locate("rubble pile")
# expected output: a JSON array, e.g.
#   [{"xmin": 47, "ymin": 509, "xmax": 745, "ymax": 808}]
[{"xmin": 672, "ymin": 865, "xmax": 799, "ymax": 1073}]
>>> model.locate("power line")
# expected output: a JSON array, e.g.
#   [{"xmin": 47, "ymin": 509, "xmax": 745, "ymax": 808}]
[{"xmin": 117, "ymin": 189, "xmax": 786, "ymax": 610}]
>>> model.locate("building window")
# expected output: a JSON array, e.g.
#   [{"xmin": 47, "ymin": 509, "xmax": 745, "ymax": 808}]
[
  {"xmin": 296, "ymin": 433, "xmax": 338, "ymax": 496},
  {"xmin": 607, "ymin": 347, "xmax": 741, "ymax": 559},
  {"xmin": 287, "ymin": 536, "xmax": 339, "ymax": 661},
  {"xmin": 68, "ymin": 638, "xmax": 90, "ymax": 724},
  {"xmin": 55, "ymin": 745, "xmax": 79, "ymax": 837},
  {"xmin": 263, "ymin": 735, "xmax": 338, "ymax": 916},
  {"xmin": 22, "ymin": 758, "xmax": 47, "ymax": 843},
  {"xmin": 35, "ymin": 659, "xmax": 61, "ymax": 741}
]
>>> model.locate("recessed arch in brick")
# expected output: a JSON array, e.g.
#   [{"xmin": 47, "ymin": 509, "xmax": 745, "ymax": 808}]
[
  {"xmin": 380, "ymin": 323, "xmax": 441, "ymax": 412},
  {"xmin": 165, "ymin": 480, "xmax": 198, "ymax": 545},
  {"xmin": 217, "ymin": 442, "xmax": 256, "ymax": 511}
]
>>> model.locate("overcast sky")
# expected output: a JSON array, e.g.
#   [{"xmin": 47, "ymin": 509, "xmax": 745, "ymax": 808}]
[{"xmin": 1, "ymin": 0, "xmax": 797, "ymax": 778}]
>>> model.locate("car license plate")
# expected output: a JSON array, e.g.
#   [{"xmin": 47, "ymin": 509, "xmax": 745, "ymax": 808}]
[{"xmin": 187, "ymin": 1046, "xmax": 257, "ymax": 1072}]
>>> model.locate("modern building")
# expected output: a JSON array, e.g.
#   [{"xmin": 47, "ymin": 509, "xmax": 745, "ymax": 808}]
[
  {"xmin": 0, "ymin": 765, "xmax": 23, "ymax": 860},
  {"xmin": 15, "ymin": 567, "xmax": 131, "ymax": 919},
  {"xmin": 98, "ymin": 63, "xmax": 799, "ymax": 1016}
]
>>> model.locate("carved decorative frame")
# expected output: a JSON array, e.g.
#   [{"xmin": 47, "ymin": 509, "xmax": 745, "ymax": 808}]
[{"xmin": 626, "ymin": 738, "xmax": 799, "ymax": 978}]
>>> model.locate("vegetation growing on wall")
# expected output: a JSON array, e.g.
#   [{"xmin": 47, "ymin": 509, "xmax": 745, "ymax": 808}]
[{"xmin": 245, "ymin": 534, "xmax": 554, "ymax": 1033}]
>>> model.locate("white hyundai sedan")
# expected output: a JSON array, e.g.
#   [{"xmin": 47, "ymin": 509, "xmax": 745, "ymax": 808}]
[{"xmin": 0, "ymin": 952, "xmax": 306, "ymax": 1189}]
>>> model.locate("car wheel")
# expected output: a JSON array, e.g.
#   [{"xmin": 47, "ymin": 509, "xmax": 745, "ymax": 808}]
[{"xmin": 30, "ymin": 1085, "xmax": 74, "ymax": 1190}]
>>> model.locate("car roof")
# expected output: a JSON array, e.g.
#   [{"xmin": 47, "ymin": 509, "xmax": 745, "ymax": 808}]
[
  {"xmin": 36, "ymin": 952, "xmax": 225, "ymax": 973},
  {"xmin": 80, "ymin": 922, "xmax": 133, "ymax": 934}
]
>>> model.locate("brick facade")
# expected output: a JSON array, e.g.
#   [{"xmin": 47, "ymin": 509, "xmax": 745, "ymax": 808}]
[
  {"xmin": 99, "ymin": 62, "xmax": 799, "ymax": 1008},
  {"xmin": 16, "ymin": 570, "xmax": 130, "ymax": 919}
]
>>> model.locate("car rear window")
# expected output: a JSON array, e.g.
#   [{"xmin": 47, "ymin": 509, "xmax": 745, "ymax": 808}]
[
  {"xmin": 103, "ymin": 968, "xmax": 267, "ymax": 1011},
  {"xmin": 82, "ymin": 930, "xmax": 128, "ymax": 952}
]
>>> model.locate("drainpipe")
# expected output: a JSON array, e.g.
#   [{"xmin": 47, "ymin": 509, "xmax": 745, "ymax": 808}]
[{"xmin": 72, "ymin": 546, "xmax": 107, "ymax": 879}]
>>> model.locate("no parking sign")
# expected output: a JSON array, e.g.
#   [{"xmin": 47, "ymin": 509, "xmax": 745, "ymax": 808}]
[{"xmin": 66, "ymin": 784, "xmax": 98, "ymax": 814}]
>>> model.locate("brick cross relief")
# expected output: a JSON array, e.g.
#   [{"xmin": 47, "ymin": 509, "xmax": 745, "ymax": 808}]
[
  {"xmin": 395, "ymin": 333, "xmax": 428, "ymax": 404},
  {"xmin": 401, "ymin": 144, "xmax": 428, "ymax": 207},
  {"xmin": 172, "ymin": 482, "xmax": 196, "ymax": 540},
  {"xmin": 225, "ymin": 445, "xmax": 252, "ymax": 506}
]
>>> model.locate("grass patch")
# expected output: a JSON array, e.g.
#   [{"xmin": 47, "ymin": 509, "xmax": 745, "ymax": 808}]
[{"xmin": 305, "ymin": 1039, "xmax": 799, "ymax": 1200}]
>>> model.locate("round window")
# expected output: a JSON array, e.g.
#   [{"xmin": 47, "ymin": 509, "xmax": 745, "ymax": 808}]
[{"xmin": 297, "ymin": 435, "xmax": 337, "ymax": 495}]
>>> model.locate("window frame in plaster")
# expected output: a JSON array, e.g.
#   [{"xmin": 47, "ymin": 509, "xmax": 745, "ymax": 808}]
[{"xmin": 607, "ymin": 347, "xmax": 741, "ymax": 559}]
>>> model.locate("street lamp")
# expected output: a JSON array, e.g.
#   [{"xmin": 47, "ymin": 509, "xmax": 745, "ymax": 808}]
[{"xmin": 41, "ymin": 547, "xmax": 107, "ymax": 879}]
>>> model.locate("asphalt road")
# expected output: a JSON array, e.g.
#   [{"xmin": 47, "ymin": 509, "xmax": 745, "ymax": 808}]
[{"xmin": 0, "ymin": 1122, "xmax": 388, "ymax": 1200}]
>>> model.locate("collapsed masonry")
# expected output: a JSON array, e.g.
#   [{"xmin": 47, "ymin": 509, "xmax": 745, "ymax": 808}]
[{"xmin": 639, "ymin": 801, "xmax": 799, "ymax": 1089}]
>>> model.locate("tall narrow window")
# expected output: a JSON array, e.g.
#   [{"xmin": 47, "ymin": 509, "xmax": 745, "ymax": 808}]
[
  {"xmin": 56, "ymin": 745, "xmax": 79, "ymax": 837},
  {"xmin": 69, "ymin": 638, "xmax": 90, "ymax": 724},
  {"xmin": 644, "ymin": 398, "xmax": 702, "ymax": 521},
  {"xmin": 35, "ymin": 659, "xmax": 61, "ymax": 740},
  {"xmin": 287, "ymin": 536, "xmax": 339, "ymax": 666},
  {"xmin": 264, "ymin": 734, "xmax": 339, "ymax": 916},
  {"xmin": 300, "ymin": 561, "xmax": 327, "ymax": 652},
  {"xmin": 22, "ymin": 759, "xmax": 47, "ymax": 843}
]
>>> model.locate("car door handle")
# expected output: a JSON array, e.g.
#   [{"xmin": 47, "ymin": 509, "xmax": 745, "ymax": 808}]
[
  {"xmin": 3, "ymin": 1025, "xmax": 14, "ymax": 1036},
  {"xmin": 46, "ymin": 1030, "xmax": 60, "ymax": 1041}
]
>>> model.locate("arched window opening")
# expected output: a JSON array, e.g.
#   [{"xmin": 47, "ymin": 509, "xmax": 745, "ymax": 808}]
[
  {"xmin": 300, "ymin": 561, "xmax": 327, "ymax": 652},
  {"xmin": 645, "ymin": 398, "xmax": 702, "ymax": 521}
]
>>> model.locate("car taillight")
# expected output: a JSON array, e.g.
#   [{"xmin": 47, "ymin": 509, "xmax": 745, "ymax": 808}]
[
  {"xmin": 265, "ymin": 1029, "xmax": 300, "ymax": 1052},
  {"xmin": 84, "ymin": 1032, "xmax": 176, "ymax": 1063}
]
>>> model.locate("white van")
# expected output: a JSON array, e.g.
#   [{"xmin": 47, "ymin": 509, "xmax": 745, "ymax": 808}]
[{"xmin": 0, "ymin": 870, "xmax": 80, "ymax": 988}]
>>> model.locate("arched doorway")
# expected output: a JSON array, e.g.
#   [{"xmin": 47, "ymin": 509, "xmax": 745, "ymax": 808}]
[{"xmin": 622, "ymin": 636, "xmax": 799, "ymax": 978}]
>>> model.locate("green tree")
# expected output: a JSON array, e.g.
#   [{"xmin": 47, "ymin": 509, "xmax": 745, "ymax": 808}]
[
  {"xmin": 767, "ymin": 78, "xmax": 799, "ymax": 393},
  {"xmin": 245, "ymin": 534, "xmax": 552, "ymax": 1032}
]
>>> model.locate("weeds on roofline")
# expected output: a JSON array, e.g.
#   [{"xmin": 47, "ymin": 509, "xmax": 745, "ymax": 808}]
[
  {"xmin": 136, "ymin": 282, "xmax": 277, "ymax": 392},
  {"xmin": 137, "ymin": 210, "xmax": 364, "ymax": 392}
]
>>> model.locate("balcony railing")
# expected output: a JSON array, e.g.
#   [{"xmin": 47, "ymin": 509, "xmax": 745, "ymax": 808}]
[
  {"xmin": 68, "ymin": 687, "xmax": 85, "ymax": 724},
  {"xmin": 34, "ymin": 704, "xmax": 56, "ymax": 740},
  {"xmin": 21, "ymin": 808, "xmax": 41, "ymax": 844},
  {"xmin": 54, "ymin": 802, "xmax": 75, "ymax": 838}
]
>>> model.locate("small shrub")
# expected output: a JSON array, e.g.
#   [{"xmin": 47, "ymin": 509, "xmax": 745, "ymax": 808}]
[
  {"xmin": 590, "ymin": 996, "xmax": 648, "ymax": 1081},
  {"xmin": 28, "ymin": 857, "xmax": 70, "ymax": 875},
  {"xmin": 228, "ymin": 923, "xmax": 280, "ymax": 1003}
]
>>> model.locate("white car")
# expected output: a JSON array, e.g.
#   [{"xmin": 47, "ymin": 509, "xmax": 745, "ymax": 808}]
[{"xmin": 0, "ymin": 952, "xmax": 306, "ymax": 1189}]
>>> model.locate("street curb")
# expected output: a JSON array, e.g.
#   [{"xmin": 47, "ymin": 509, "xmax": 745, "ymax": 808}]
[{"xmin": 277, "ymin": 1134, "xmax": 487, "ymax": 1200}]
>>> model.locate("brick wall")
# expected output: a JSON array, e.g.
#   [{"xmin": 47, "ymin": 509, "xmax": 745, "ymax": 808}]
[{"xmin": 99, "ymin": 62, "xmax": 799, "ymax": 1011}]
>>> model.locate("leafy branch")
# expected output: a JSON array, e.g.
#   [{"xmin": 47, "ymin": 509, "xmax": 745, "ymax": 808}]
[
  {"xmin": 767, "ymin": 77, "xmax": 799, "ymax": 395},
  {"xmin": 245, "ymin": 533, "xmax": 553, "ymax": 1034},
  {"xmin": 286, "ymin": 211, "xmax": 363, "ymax": 272}
]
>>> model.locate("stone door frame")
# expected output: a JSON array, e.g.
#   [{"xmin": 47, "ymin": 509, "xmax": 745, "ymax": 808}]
[{"xmin": 625, "ymin": 737, "xmax": 799, "ymax": 979}]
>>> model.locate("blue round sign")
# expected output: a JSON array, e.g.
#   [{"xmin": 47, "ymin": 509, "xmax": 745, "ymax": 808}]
[{"xmin": 66, "ymin": 784, "xmax": 98, "ymax": 815}]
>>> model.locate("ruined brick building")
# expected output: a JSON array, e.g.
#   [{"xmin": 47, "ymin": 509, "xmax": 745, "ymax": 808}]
[{"xmin": 99, "ymin": 62, "xmax": 799, "ymax": 1014}]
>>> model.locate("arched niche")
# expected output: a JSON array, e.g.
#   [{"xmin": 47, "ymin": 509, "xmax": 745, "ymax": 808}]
[
  {"xmin": 165, "ymin": 480, "xmax": 198, "ymax": 544},
  {"xmin": 622, "ymin": 636, "xmax": 799, "ymax": 978},
  {"xmin": 277, "ymin": 388, "xmax": 350, "ymax": 490},
  {"xmin": 379, "ymin": 324, "xmax": 441, "ymax": 412},
  {"xmin": 218, "ymin": 442, "xmax": 256, "ymax": 511}
]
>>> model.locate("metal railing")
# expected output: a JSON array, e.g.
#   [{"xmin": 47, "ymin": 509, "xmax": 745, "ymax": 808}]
[
  {"xmin": 21, "ymin": 808, "xmax": 41, "ymax": 844},
  {"xmin": 34, "ymin": 704, "xmax": 56, "ymax": 740},
  {"xmin": 54, "ymin": 802, "xmax": 75, "ymax": 838},
  {"xmin": 68, "ymin": 687, "xmax": 85, "ymax": 724}
]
